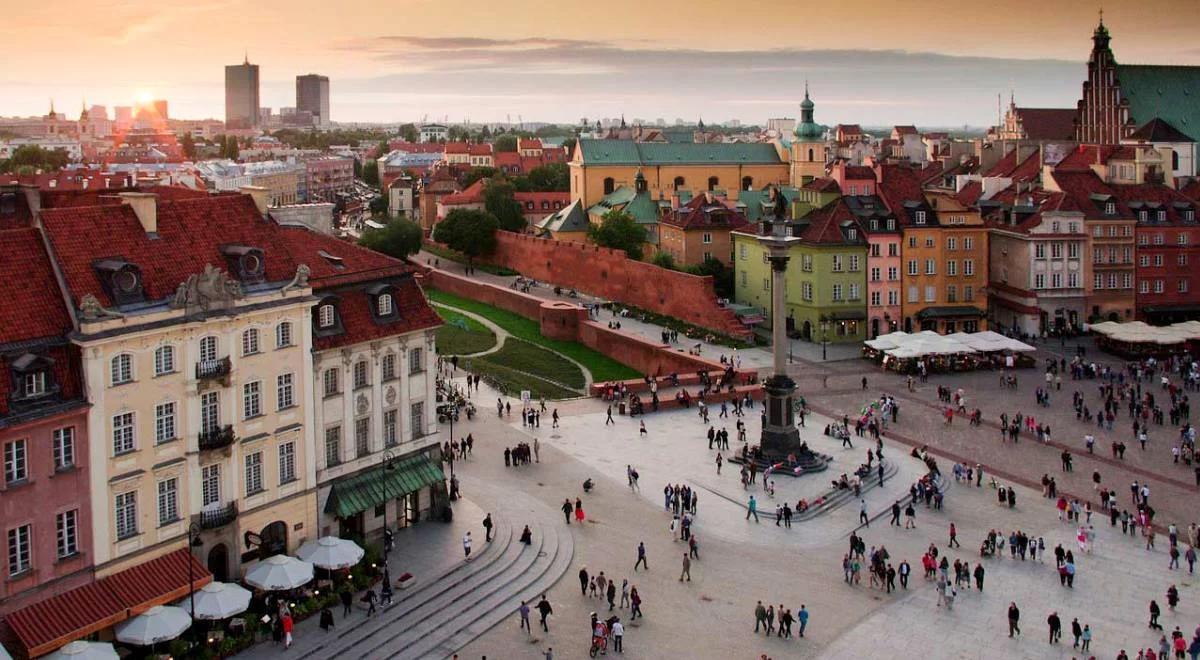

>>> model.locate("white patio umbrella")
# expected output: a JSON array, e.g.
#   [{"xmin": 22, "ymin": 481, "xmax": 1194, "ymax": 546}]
[
  {"xmin": 295, "ymin": 536, "xmax": 365, "ymax": 570},
  {"xmin": 115, "ymin": 605, "xmax": 191, "ymax": 646},
  {"xmin": 178, "ymin": 581, "xmax": 252, "ymax": 620},
  {"xmin": 0, "ymin": 644, "xmax": 12, "ymax": 660},
  {"xmin": 243, "ymin": 554, "xmax": 314, "ymax": 591},
  {"xmin": 44, "ymin": 641, "xmax": 118, "ymax": 660}
]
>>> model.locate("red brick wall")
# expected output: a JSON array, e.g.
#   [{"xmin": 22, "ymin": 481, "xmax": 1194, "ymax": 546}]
[
  {"xmin": 425, "ymin": 270, "xmax": 544, "ymax": 319},
  {"xmin": 482, "ymin": 232, "xmax": 751, "ymax": 340}
]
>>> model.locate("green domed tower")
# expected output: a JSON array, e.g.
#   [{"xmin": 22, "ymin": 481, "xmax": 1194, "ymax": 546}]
[{"xmin": 790, "ymin": 84, "xmax": 828, "ymax": 185}]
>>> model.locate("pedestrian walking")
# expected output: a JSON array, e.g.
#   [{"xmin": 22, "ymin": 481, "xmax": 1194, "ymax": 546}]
[
  {"xmin": 634, "ymin": 542, "xmax": 649, "ymax": 571},
  {"xmin": 797, "ymin": 604, "xmax": 809, "ymax": 637},
  {"xmin": 483, "ymin": 513, "xmax": 493, "ymax": 543},
  {"xmin": 463, "ymin": 531, "xmax": 473, "ymax": 560},
  {"xmin": 746, "ymin": 495, "xmax": 760, "ymax": 522},
  {"xmin": 680, "ymin": 554, "xmax": 691, "ymax": 581},
  {"xmin": 536, "ymin": 595, "xmax": 553, "ymax": 631},
  {"xmin": 518, "ymin": 600, "xmax": 531, "ymax": 633},
  {"xmin": 949, "ymin": 522, "xmax": 961, "ymax": 548},
  {"xmin": 1008, "ymin": 602, "xmax": 1021, "ymax": 637}
]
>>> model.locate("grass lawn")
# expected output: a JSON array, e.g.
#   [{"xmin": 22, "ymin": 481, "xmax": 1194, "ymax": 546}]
[
  {"xmin": 433, "ymin": 307, "xmax": 497, "ymax": 355},
  {"xmin": 462, "ymin": 359, "xmax": 580, "ymax": 400},
  {"xmin": 426, "ymin": 288, "xmax": 640, "ymax": 383},
  {"xmin": 477, "ymin": 339, "xmax": 586, "ymax": 389}
]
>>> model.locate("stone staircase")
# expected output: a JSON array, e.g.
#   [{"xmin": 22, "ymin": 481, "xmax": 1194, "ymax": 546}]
[
  {"xmin": 291, "ymin": 515, "xmax": 573, "ymax": 660},
  {"xmin": 726, "ymin": 449, "xmax": 832, "ymax": 477}
]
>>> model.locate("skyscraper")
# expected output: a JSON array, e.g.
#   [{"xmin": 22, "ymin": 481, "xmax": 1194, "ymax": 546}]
[
  {"xmin": 225, "ymin": 57, "xmax": 260, "ymax": 129},
  {"xmin": 295, "ymin": 74, "xmax": 330, "ymax": 127}
]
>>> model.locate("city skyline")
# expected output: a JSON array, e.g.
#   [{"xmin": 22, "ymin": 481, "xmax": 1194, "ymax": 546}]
[{"xmin": 3, "ymin": 0, "xmax": 1199, "ymax": 126}]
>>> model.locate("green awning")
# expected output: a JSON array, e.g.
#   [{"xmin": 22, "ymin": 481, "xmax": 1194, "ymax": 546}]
[
  {"xmin": 324, "ymin": 454, "xmax": 444, "ymax": 519},
  {"xmin": 916, "ymin": 306, "xmax": 986, "ymax": 320}
]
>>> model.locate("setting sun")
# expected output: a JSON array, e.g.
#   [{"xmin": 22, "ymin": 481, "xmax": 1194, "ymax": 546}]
[{"xmin": 134, "ymin": 90, "xmax": 153, "ymax": 107}]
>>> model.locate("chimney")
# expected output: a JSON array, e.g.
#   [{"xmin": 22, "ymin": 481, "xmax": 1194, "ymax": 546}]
[
  {"xmin": 118, "ymin": 192, "xmax": 158, "ymax": 234},
  {"xmin": 240, "ymin": 185, "xmax": 270, "ymax": 215}
]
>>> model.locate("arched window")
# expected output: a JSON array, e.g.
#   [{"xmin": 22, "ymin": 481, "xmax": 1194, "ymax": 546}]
[
  {"xmin": 275, "ymin": 322, "xmax": 293, "ymax": 348},
  {"xmin": 199, "ymin": 336, "xmax": 218, "ymax": 363},
  {"xmin": 111, "ymin": 354, "xmax": 133, "ymax": 385},
  {"xmin": 603, "ymin": 177, "xmax": 615, "ymax": 195},
  {"xmin": 377, "ymin": 293, "xmax": 393, "ymax": 316},
  {"xmin": 241, "ymin": 328, "xmax": 260, "ymax": 356},
  {"xmin": 323, "ymin": 368, "xmax": 339, "ymax": 396},
  {"xmin": 154, "ymin": 345, "xmax": 175, "ymax": 376},
  {"xmin": 741, "ymin": 176, "xmax": 753, "ymax": 191},
  {"xmin": 707, "ymin": 176, "xmax": 719, "ymax": 191},
  {"xmin": 318, "ymin": 304, "xmax": 336, "ymax": 328},
  {"xmin": 673, "ymin": 176, "xmax": 685, "ymax": 190},
  {"xmin": 807, "ymin": 148, "xmax": 815, "ymax": 161}
]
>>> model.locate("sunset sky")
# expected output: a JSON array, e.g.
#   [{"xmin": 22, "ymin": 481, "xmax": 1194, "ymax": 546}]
[{"xmin": 4, "ymin": 0, "xmax": 1198, "ymax": 126}]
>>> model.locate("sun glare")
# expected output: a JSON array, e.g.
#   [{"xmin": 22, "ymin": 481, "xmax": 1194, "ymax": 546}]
[{"xmin": 134, "ymin": 90, "xmax": 153, "ymax": 106}]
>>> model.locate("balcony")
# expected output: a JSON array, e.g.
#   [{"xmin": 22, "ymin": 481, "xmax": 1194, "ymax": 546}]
[
  {"xmin": 195, "ymin": 502, "xmax": 239, "ymax": 530},
  {"xmin": 195, "ymin": 357, "xmax": 232, "ymax": 384},
  {"xmin": 198, "ymin": 425, "xmax": 237, "ymax": 451}
]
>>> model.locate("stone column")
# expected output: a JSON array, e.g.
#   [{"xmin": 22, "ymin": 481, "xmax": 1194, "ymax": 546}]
[{"xmin": 769, "ymin": 253, "xmax": 790, "ymax": 378}]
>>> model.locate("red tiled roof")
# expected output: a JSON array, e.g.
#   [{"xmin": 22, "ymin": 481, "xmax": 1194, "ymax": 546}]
[
  {"xmin": 1054, "ymin": 144, "xmax": 1138, "ymax": 172},
  {"xmin": 514, "ymin": 192, "xmax": 570, "ymax": 207},
  {"xmin": 275, "ymin": 225, "xmax": 410, "ymax": 287},
  {"xmin": 312, "ymin": 278, "xmax": 441, "ymax": 351},
  {"xmin": 41, "ymin": 194, "xmax": 300, "ymax": 308},
  {"xmin": 1179, "ymin": 179, "xmax": 1200, "ymax": 202},
  {"xmin": 843, "ymin": 166, "xmax": 874, "ymax": 180},
  {"xmin": 1050, "ymin": 169, "xmax": 1133, "ymax": 219},
  {"xmin": 801, "ymin": 198, "xmax": 857, "ymax": 244},
  {"xmin": 445, "ymin": 142, "xmax": 492, "ymax": 156},
  {"xmin": 1012, "ymin": 107, "xmax": 1077, "ymax": 141},
  {"xmin": 955, "ymin": 181, "xmax": 984, "ymax": 206},
  {"xmin": 494, "ymin": 152, "xmax": 521, "ymax": 168},
  {"xmin": 1109, "ymin": 183, "xmax": 1197, "ymax": 223},
  {"xmin": 0, "ymin": 228, "xmax": 74, "ymax": 345},
  {"xmin": 803, "ymin": 177, "xmax": 840, "ymax": 193},
  {"xmin": 660, "ymin": 194, "xmax": 749, "ymax": 231},
  {"xmin": 984, "ymin": 150, "xmax": 1018, "ymax": 177},
  {"xmin": 917, "ymin": 161, "xmax": 944, "ymax": 185},
  {"xmin": 3, "ymin": 549, "xmax": 210, "ymax": 657},
  {"xmin": 893, "ymin": 125, "xmax": 918, "ymax": 135},
  {"xmin": 876, "ymin": 164, "xmax": 927, "ymax": 217},
  {"xmin": 440, "ymin": 179, "xmax": 487, "ymax": 206},
  {"xmin": 40, "ymin": 185, "xmax": 212, "ymax": 210},
  {"xmin": 387, "ymin": 141, "xmax": 445, "ymax": 154},
  {"xmin": 518, "ymin": 139, "xmax": 542, "ymax": 150}
]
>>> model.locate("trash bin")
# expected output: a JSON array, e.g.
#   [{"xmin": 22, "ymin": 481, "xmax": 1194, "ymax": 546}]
[{"xmin": 619, "ymin": 402, "xmax": 627, "ymax": 416}]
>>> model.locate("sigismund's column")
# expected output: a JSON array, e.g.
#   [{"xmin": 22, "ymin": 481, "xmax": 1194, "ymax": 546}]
[{"xmin": 757, "ymin": 221, "xmax": 803, "ymax": 458}]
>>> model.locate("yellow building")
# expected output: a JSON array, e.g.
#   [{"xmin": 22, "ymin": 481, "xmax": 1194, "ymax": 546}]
[
  {"xmin": 569, "ymin": 139, "xmax": 789, "ymax": 210},
  {"xmin": 40, "ymin": 191, "xmax": 320, "ymax": 580},
  {"xmin": 789, "ymin": 86, "xmax": 829, "ymax": 185}
]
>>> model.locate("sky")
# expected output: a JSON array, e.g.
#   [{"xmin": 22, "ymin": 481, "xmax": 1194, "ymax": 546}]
[{"xmin": 3, "ymin": 0, "xmax": 1199, "ymax": 127}]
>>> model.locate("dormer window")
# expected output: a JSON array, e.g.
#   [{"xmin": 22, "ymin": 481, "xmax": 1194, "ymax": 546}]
[
  {"xmin": 1105, "ymin": 202, "xmax": 1116, "ymax": 215},
  {"xmin": 1158, "ymin": 210, "xmax": 1167, "ymax": 222},
  {"xmin": 318, "ymin": 304, "xmax": 336, "ymax": 328},
  {"xmin": 1139, "ymin": 210, "xmax": 1148, "ymax": 222},
  {"xmin": 318, "ymin": 251, "xmax": 344, "ymax": 271},
  {"xmin": 1186, "ymin": 209, "xmax": 1195, "ymax": 222},
  {"xmin": 914, "ymin": 211, "xmax": 926, "ymax": 225},
  {"xmin": 886, "ymin": 219, "xmax": 895, "ymax": 231},
  {"xmin": 24, "ymin": 371, "xmax": 47, "ymax": 397},
  {"xmin": 93, "ymin": 259, "xmax": 144, "ymax": 305},
  {"xmin": 221, "ymin": 245, "xmax": 265, "ymax": 284},
  {"xmin": 847, "ymin": 228, "xmax": 857, "ymax": 241},
  {"xmin": 10, "ymin": 353, "xmax": 55, "ymax": 403},
  {"xmin": 378, "ymin": 293, "xmax": 393, "ymax": 316},
  {"xmin": 870, "ymin": 219, "xmax": 879, "ymax": 231}
]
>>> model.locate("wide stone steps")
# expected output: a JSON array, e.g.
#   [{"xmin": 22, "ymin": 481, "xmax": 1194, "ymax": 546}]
[{"xmin": 796, "ymin": 458, "xmax": 901, "ymax": 522}]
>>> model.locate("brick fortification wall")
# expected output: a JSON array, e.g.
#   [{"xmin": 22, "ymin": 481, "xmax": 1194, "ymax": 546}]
[{"xmin": 483, "ymin": 232, "xmax": 751, "ymax": 340}]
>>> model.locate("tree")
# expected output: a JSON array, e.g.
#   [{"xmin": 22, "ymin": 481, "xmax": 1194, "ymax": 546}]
[
  {"xmin": 461, "ymin": 166, "xmax": 497, "ymax": 188},
  {"xmin": 483, "ymin": 180, "xmax": 527, "ymax": 232},
  {"xmin": 180, "ymin": 133, "xmax": 196, "ymax": 159},
  {"xmin": 368, "ymin": 196, "xmax": 389, "ymax": 215},
  {"xmin": 399, "ymin": 123, "xmax": 419, "ymax": 143},
  {"xmin": 377, "ymin": 140, "xmax": 390, "ymax": 157},
  {"xmin": 0, "ymin": 145, "xmax": 71, "ymax": 173},
  {"xmin": 494, "ymin": 134, "xmax": 518, "ymax": 153},
  {"xmin": 651, "ymin": 251, "xmax": 677, "ymax": 270},
  {"xmin": 526, "ymin": 162, "xmax": 570, "ymax": 192},
  {"xmin": 447, "ymin": 125, "xmax": 470, "ymax": 143},
  {"xmin": 685, "ymin": 256, "xmax": 735, "ymax": 299},
  {"xmin": 561, "ymin": 137, "xmax": 577, "ymax": 158},
  {"xmin": 362, "ymin": 159, "xmax": 380, "ymax": 186},
  {"xmin": 588, "ymin": 209, "xmax": 647, "ymax": 260},
  {"xmin": 433, "ymin": 209, "xmax": 499, "ymax": 261},
  {"xmin": 222, "ymin": 136, "xmax": 239, "ymax": 160},
  {"xmin": 359, "ymin": 217, "xmax": 423, "ymax": 259}
]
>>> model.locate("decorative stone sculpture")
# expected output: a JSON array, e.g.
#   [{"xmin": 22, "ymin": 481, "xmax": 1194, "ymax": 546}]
[
  {"xmin": 78, "ymin": 294, "xmax": 123, "ymax": 321},
  {"xmin": 281, "ymin": 264, "xmax": 311, "ymax": 293},
  {"xmin": 170, "ymin": 264, "xmax": 243, "ymax": 310}
]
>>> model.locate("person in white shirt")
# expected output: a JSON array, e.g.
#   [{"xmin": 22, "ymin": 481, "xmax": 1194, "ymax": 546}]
[
  {"xmin": 463, "ymin": 532, "xmax": 473, "ymax": 560},
  {"xmin": 611, "ymin": 619, "xmax": 624, "ymax": 653}
]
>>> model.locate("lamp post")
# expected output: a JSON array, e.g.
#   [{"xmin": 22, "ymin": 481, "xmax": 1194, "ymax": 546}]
[
  {"xmin": 819, "ymin": 315, "xmax": 829, "ymax": 361},
  {"xmin": 186, "ymin": 523, "xmax": 203, "ymax": 630}
]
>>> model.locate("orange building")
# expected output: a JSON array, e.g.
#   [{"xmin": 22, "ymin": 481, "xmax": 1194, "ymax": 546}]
[{"xmin": 657, "ymin": 191, "xmax": 750, "ymax": 267}]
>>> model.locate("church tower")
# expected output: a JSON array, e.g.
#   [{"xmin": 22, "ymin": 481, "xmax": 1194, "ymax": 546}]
[
  {"xmin": 1075, "ymin": 12, "xmax": 1133, "ymax": 144},
  {"xmin": 789, "ymin": 84, "xmax": 827, "ymax": 185}
]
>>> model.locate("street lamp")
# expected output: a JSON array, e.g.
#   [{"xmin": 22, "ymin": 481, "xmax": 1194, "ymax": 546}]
[
  {"xmin": 186, "ymin": 523, "xmax": 203, "ymax": 631},
  {"xmin": 819, "ymin": 315, "xmax": 829, "ymax": 361}
]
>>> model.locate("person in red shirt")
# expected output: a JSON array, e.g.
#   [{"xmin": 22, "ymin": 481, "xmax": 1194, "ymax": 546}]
[{"xmin": 281, "ymin": 612, "xmax": 294, "ymax": 649}]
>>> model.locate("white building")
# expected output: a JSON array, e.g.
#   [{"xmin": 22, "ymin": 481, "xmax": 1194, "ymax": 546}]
[{"xmin": 419, "ymin": 124, "xmax": 449, "ymax": 143}]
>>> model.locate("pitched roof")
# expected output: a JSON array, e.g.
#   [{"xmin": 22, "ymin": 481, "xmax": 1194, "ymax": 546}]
[
  {"xmin": 660, "ymin": 194, "xmax": 750, "ymax": 231},
  {"xmin": 577, "ymin": 139, "xmax": 782, "ymax": 165},
  {"xmin": 799, "ymin": 198, "xmax": 859, "ymax": 244},
  {"xmin": 955, "ymin": 181, "xmax": 984, "ymax": 206},
  {"xmin": 803, "ymin": 177, "xmax": 840, "ymax": 193},
  {"xmin": 875, "ymin": 164, "xmax": 928, "ymax": 218},
  {"xmin": 1179, "ymin": 179, "xmax": 1200, "ymax": 202},
  {"xmin": 536, "ymin": 198, "xmax": 589, "ymax": 234},
  {"xmin": 1117, "ymin": 64, "xmax": 1200, "ymax": 141},
  {"xmin": 1050, "ymin": 169, "xmax": 1133, "ymax": 219},
  {"xmin": 439, "ymin": 179, "xmax": 487, "ymax": 206},
  {"xmin": 0, "ymin": 228, "xmax": 73, "ymax": 345},
  {"xmin": 843, "ymin": 166, "xmax": 875, "ymax": 180},
  {"xmin": 311, "ymin": 277, "xmax": 441, "ymax": 351},
  {"xmin": 1108, "ymin": 183, "xmax": 1198, "ymax": 224},
  {"xmin": 1012, "ymin": 107, "xmax": 1078, "ymax": 140},
  {"xmin": 1127, "ymin": 117, "xmax": 1196, "ymax": 143},
  {"xmin": 893, "ymin": 125, "xmax": 918, "ymax": 135}
]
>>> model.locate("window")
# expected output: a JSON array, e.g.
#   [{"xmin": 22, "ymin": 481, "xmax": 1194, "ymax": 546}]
[
  {"xmin": 924, "ymin": 286, "xmax": 936, "ymax": 302},
  {"xmin": 1035, "ymin": 244, "xmax": 1046, "ymax": 259},
  {"xmin": 739, "ymin": 244, "xmax": 747, "ymax": 260},
  {"xmin": 907, "ymin": 260, "xmax": 918, "ymax": 276},
  {"xmin": 115, "ymin": 491, "xmax": 137, "ymax": 539},
  {"xmin": 925, "ymin": 259, "xmax": 936, "ymax": 275},
  {"xmin": 870, "ymin": 267, "xmax": 881, "ymax": 282},
  {"xmin": 276, "ymin": 373, "xmax": 294, "ymax": 409},
  {"xmin": 4, "ymin": 439, "xmax": 27, "ymax": 485},
  {"xmin": 847, "ymin": 228, "xmax": 857, "ymax": 241},
  {"xmin": 241, "ymin": 329, "xmax": 259, "ymax": 356},
  {"xmin": 1108, "ymin": 273, "xmax": 1118, "ymax": 289},
  {"xmin": 1138, "ymin": 233, "xmax": 1149, "ymax": 246},
  {"xmin": 1051, "ymin": 221, "xmax": 1060, "ymax": 232},
  {"xmin": 1068, "ymin": 222, "xmax": 1079, "ymax": 233},
  {"xmin": 325, "ymin": 426, "xmax": 342, "ymax": 467},
  {"xmin": 946, "ymin": 237, "xmax": 957, "ymax": 251},
  {"xmin": 1124, "ymin": 247, "xmax": 1133, "ymax": 263},
  {"xmin": 1093, "ymin": 225, "xmax": 1103, "ymax": 237},
  {"xmin": 914, "ymin": 211, "xmax": 926, "ymax": 224},
  {"xmin": 8, "ymin": 525, "xmax": 30, "ymax": 575},
  {"xmin": 887, "ymin": 267, "xmax": 899, "ymax": 281},
  {"xmin": 411, "ymin": 402, "xmax": 425, "ymax": 438},
  {"xmin": 154, "ymin": 402, "xmax": 176, "ymax": 444},
  {"xmin": 354, "ymin": 360, "xmax": 369, "ymax": 389},
  {"xmin": 200, "ymin": 392, "xmax": 219, "ymax": 434},
  {"xmin": 56, "ymin": 510, "xmax": 78, "ymax": 558},
  {"xmin": 409, "ymin": 348, "xmax": 424, "ymax": 374},
  {"xmin": 831, "ymin": 284, "xmax": 843, "ymax": 301},
  {"xmin": 870, "ymin": 243, "xmax": 880, "ymax": 257},
  {"xmin": 849, "ymin": 255, "xmax": 860, "ymax": 271},
  {"xmin": 888, "ymin": 243, "xmax": 898, "ymax": 257},
  {"xmin": 925, "ymin": 237, "xmax": 934, "ymax": 248},
  {"xmin": 870, "ymin": 291, "xmax": 881, "ymax": 306},
  {"xmin": 111, "ymin": 354, "xmax": 133, "ymax": 385},
  {"xmin": 1154, "ymin": 233, "xmax": 1165, "ymax": 245},
  {"xmin": 1051, "ymin": 243, "xmax": 1063, "ymax": 259},
  {"xmin": 201, "ymin": 464, "xmax": 220, "ymax": 507},
  {"xmin": 22, "ymin": 370, "xmax": 46, "ymax": 397},
  {"xmin": 1155, "ymin": 279, "xmax": 1165, "ymax": 294},
  {"xmin": 740, "ymin": 271, "xmax": 747, "ymax": 287},
  {"xmin": 157, "ymin": 478, "xmax": 178, "ymax": 526},
  {"xmin": 1179, "ymin": 254, "xmax": 1189, "ymax": 266},
  {"xmin": 245, "ymin": 452, "xmax": 263, "ymax": 495},
  {"xmin": 323, "ymin": 368, "xmax": 339, "ymax": 397},
  {"xmin": 908, "ymin": 236, "xmax": 917, "ymax": 248},
  {"xmin": 831, "ymin": 255, "xmax": 843, "ymax": 272},
  {"xmin": 242, "ymin": 381, "xmax": 261, "ymax": 419},
  {"xmin": 1104, "ymin": 202, "xmax": 1115, "ymax": 215},
  {"xmin": 1122, "ymin": 273, "xmax": 1131, "ymax": 289},
  {"xmin": 381, "ymin": 353, "xmax": 397, "ymax": 381},
  {"xmin": 801, "ymin": 255, "xmax": 813, "ymax": 272},
  {"xmin": 963, "ymin": 286, "xmax": 974, "ymax": 302},
  {"xmin": 946, "ymin": 285, "xmax": 957, "ymax": 303},
  {"xmin": 1034, "ymin": 273, "xmax": 1046, "ymax": 289},
  {"xmin": 1095, "ymin": 273, "xmax": 1104, "ymax": 289},
  {"xmin": 1180, "ymin": 280, "xmax": 1190, "ymax": 293},
  {"xmin": 1068, "ymin": 272, "xmax": 1079, "ymax": 288},
  {"xmin": 1068, "ymin": 243, "xmax": 1080, "ymax": 259},
  {"xmin": 1051, "ymin": 273, "xmax": 1062, "ymax": 288},
  {"xmin": 947, "ymin": 260, "xmax": 957, "ymax": 276},
  {"xmin": 278, "ymin": 442, "xmax": 296, "ymax": 484},
  {"xmin": 384, "ymin": 410, "xmax": 398, "ymax": 447},
  {"xmin": 318, "ymin": 304, "xmax": 335, "ymax": 328},
  {"xmin": 1123, "ymin": 225, "xmax": 1133, "ymax": 237},
  {"xmin": 963, "ymin": 259, "xmax": 974, "ymax": 276},
  {"xmin": 154, "ymin": 346, "xmax": 175, "ymax": 376},
  {"xmin": 801, "ymin": 282, "xmax": 813, "ymax": 301},
  {"xmin": 275, "ymin": 322, "xmax": 293, "ymax": 348},
  {"xmin": 1140, "ymin": 280, "xmax": 1150, "ymax": 294},
  {"xmin": 887, "ymin": 290, "xmax": 899, "ymax": 306},
  {"xmin": 701, "ymin": 233, "xmax": 712, "ymax": 245},
  {"xmin": 199, "ymin": 336, "xmax": 217, "ymax": 363},
  {"xmin": 1177, "ymin": 232, "xmax": 1189, "ymax": 246},
  {"xmin": 848, "ymin": 283, "xmax": 860, "ymax": 300},
  {"xmin": 355, "ymin": 418, "xmax": 370, "ymax": 458},
  {"xmin": 53, "ymin": 427, "xmax": 74, "ymax": 470},
  {"xmin": 112, "ymin": 412, "xmax": 135, "ymax": 455},
  {"xmin": 378, "ymin": 293, "xmax": 394, "ymax": 316},
  {"xmin": 906, "ymin": 286, "xmax": 918, "ymax": 303}
]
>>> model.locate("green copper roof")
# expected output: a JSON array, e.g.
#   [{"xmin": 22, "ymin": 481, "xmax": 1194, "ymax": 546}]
[
  {"xmin": 577, "ymin": 139, "xmax": 782, "ymax": 165},
  {"xmin": 1117, "ymin": 64, "xmax": 1200, "ymax": 141},
  {"xmin": 735, "ymin": 187, "xmax": 804, "ymax": 222},
  {"xmin": 588, "ymin": 186, "xmax": 659, "ymax": 224},
  {"xmin": 323, "ymin": 454, "xmax": 444, "ymax": 519}
]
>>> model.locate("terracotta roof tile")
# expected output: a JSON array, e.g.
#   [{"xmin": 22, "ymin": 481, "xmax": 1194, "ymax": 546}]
[
  {"xmin": 312, "ymin": 278, "xmax": 441, "ymax": 351},
  {"xmin": 660, "ymin": 194, "xmax": 750, "ymax": 231},
  {"xmin": 1012, "ymin": 107, "xmax": 1077, "ymax": 140},
  {"xmin": 800, "ymin": 198, "xmax": 858, "ymax": 244},
  {"xmin": 0, "ymin": 228, "xmax": 73, "ymax": 344}
]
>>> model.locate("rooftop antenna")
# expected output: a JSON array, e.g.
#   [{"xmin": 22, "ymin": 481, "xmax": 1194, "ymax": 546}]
[{"xmin": 244, "ymin": 50, "xmax": 249, "ymax": 64}]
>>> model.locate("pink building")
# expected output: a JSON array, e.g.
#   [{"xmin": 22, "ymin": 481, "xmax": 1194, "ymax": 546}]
[
  {"xmin": 831, "ymin": 162, "xmax": 900, "ymax": 337},
  {"xmin": 0, "ymin": 228, "xmax": 93, "ymax": 616}
]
